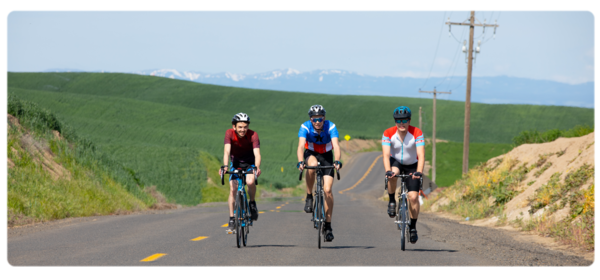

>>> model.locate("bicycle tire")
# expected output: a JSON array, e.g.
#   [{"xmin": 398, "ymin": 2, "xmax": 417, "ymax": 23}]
[
  {"xmin": 317, "ymin": 174, "xmax": 323, "ymax": 249},
  {"xmin": 236, "ymin": 193, "xmax": 243, "ymax": 248},
  {"xmin": 313, "ymin": 192, "xmax": 319, "ymax": 228},
  {"xmin": 316, "ymin": 192, "xmax": 322, "ymax": 249},
  {"xmin": 242, "ymin": 197, "xmax": 248, "ymax": 247},
  {"xmin": 400, "ymin": 195, "xmax": 407, "ymax": 251}
]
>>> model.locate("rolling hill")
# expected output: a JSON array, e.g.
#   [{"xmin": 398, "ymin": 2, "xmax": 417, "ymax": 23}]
[{"xmin": 7, "ymin": 72, "xmax": 594, "ymax": 204}]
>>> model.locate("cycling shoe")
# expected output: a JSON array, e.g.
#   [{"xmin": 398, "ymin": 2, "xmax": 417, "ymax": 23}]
[
  {"xmin": 304, "ymin": 196, "xmax": 314, "ymax": 213},
  {"xmin": 249, "ymin": 201, "xmax": 259, "ymax": 221},
  {"xmin": 410, "ymin": 229, "xmax": 418, "ymax": 244},
  {"xmin": 387, "ymin": 202, "xmax": 396, "ymax": 218},
  {"xmin": 324, "ymin": 228, "xmax": 334, "ymax": 242}
]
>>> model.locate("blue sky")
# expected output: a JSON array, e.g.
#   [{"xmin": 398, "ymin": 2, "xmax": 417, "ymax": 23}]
[{"xmin": 7, "ymin": 10, "xmax": 594, "ymax": 85}]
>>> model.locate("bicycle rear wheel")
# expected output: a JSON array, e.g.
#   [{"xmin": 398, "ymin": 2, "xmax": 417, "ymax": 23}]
[
  {"xmin": 236, "ymin": 193, "xmax": 243, "ymax": 248},
  {"xmin": 399, "ymin": 196, "xmax": 407, "ymax": 251}
]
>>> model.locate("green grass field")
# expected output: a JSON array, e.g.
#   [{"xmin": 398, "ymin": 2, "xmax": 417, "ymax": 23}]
[
  {"xmin": 8, "ymin": 72, "xmax": 594, "ymax": 204},
  {"xmin": 7, "ymin": 96, "xmax": 155, "ymax": 225},
  {"xmin": 424, "ymin": 142, "xmax": 513, "ymax": 187}
]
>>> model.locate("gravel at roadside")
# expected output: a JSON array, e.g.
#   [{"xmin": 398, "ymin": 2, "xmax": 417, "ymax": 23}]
[{"xmin": 421, "ymin": 213, "xmax": 592, "ymax": 266}]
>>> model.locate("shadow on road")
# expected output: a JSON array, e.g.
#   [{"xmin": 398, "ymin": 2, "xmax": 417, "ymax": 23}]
[
  {"xmin": 247, "ymin": 245, "xmax": 298, "ymax": 248},
  {"xmin": 322, "ymin": 246, "xmax": 375, "ymax": 250},
  {"xmin": 409, "ymin": 249, "xmax": 457, "ymax": 253}
]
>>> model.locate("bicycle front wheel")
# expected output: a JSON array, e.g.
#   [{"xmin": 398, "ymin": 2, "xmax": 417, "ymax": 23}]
[
  {"xmin": 316, "ymin": 193, "xmax": 322, "ymax": 249},
  {"xmin": 242, "ymin": 199, "xmax": 248, "ymax": 247},
  {"xmin": 236, "ymin": 193, "xmax": 243, "ymax": 248},
  {"xmin": 399, "ymin": 196, "xmax": 408, "ymax": 251}
]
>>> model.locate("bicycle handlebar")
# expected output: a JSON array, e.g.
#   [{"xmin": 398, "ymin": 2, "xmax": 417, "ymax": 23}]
[
  {"xmin": 384, "ymin": 173, "xmax": 423, "ymax": 190},
  {"xmin": 220, "ymin": 166, "xmax": 258, "ymax": 186},
  {"xmin": 390, "ymin": 174, "xmax": 412, "ymax": 178},
  {"xmin": 298, "ymin": 165, "xmax": 340, "ymax": 181}
]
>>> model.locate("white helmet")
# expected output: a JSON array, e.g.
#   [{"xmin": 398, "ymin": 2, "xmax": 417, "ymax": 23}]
[
  {"xmin": 232, "ymin": 112, "xmax": 250, "ymax": 124},
  {"xmin": 308, "ymin": 105, "xmax": 326, "ymax": 117}
]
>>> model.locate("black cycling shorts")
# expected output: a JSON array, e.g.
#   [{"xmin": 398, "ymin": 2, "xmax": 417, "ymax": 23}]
[
  {"xmin": 389, "ymin": 157, "xmax": 421, "ymax": 192},
  {"xmin": 304, "ymin": 149, "xmax": 335, "ymax": 177},
  {"xmin": 229, "ymin": 161, "xmax": 255, "ymax": 181}
]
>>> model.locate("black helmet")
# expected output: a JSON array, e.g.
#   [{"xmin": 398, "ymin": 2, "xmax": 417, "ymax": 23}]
[
  {"xmin": 308, "ymin": 105, "xmax": 326, "ymax": 117},
  {"xmin": 232, "ymin": 112, "xmax": 250, "ymax": 124},
  {"xmin": 393, "ymin": 106, "xmax": 411, "ymax": 119}
]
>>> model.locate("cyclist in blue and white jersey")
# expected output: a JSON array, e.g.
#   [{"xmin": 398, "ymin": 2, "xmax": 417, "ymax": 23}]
[{"xmin": 296, "ymin": 105, "xmax": 342, "ymax": 242}]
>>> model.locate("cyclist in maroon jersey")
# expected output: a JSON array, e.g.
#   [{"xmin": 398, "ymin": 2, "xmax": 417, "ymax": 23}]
[{"xmin": 219, "ymin": 113, "xmax": 262, "ymax": 233}]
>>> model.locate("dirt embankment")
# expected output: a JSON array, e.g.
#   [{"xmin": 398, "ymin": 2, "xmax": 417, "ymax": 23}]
[{"xmin": 427, "ymin": 132, "xmax": 594, "ymax": 261}]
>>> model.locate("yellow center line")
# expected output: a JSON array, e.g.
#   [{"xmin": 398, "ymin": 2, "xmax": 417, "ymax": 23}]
[
  {"xmin": 140, "ymin": 253, "xmax": 167, "ymax": 262},
  {"xmin": 276, "ymin": 206, "xmax": 281, "ymax": 209},
  {"xmin": 221, "ymin": 223, "xmax": 228, "ymax": 227},
  {"xmin": 339, "ymin": 154, "xmax": 383, "ymax": 194},
  {"xmin": 191, "ymin": 236, "xmax": 209, "ymax": 241},
  {"xmin": 259, "ymin": 211, "xmax": 265, "ymax": 214}
]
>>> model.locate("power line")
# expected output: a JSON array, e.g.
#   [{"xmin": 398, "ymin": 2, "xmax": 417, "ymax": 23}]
[
  {"xmin": 435, "ymin": 27, "xmax": 467, "ymax": 88},
  {"xmin": 420, "ymin": 12, "xmax": 447, "ymax": 90}
]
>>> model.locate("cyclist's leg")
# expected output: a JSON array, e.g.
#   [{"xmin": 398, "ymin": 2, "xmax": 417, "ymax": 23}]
[
  {"xmin": 244, "ymin": 164, "xmax": 256, "ymax": 201},
  {"xmin": 228, "ymin": 163, "xmax": 239, "ymax": 217},
  {"xmin": 323, "ymin": 176, "xmax": 334, "ymax": 222},
  {"xmin": 404, "ymin": 162, "xmax": 421, "ymax": 220},
  {"xmin": 304, "ymin": 152, "xmax": 318, "ymax": 194},
  {"xmin": 408, "ymin": 191, "xmax": 420, "ymax": 219},
  {"xmin": 322, "ymin": 175, "xmax": 334, "ymax": 222},
  {"xmin": 387, "ymin": 157, "xmax": 401, "ymax": 196},
  {"xmin": 244, "ymin": 164, "xmax": 259, "ymax": 221}
]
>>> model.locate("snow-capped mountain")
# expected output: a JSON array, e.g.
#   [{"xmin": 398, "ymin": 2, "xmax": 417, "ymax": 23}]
[
  {"xmin": 130, "ymin": 68, "xmax": 593, "ymax": 108},
  {"xmin": 44, "ymin": 68, "xmax": 594, "ymax": 108}
]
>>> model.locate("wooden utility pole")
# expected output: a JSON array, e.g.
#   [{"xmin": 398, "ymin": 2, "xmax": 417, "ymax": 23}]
[
  {"xmin": 419, "ymin": 87, "xmax": 451, "ymax": 183},
  {"xmin": 446, "ymin": 11, "xmax": 499, "ymax": 174}
]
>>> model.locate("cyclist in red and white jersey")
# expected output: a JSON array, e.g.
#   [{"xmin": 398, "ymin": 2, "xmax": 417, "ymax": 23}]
[{"xmin": 382, "ymin": 106, "xmax": 425, "ymax": 244}]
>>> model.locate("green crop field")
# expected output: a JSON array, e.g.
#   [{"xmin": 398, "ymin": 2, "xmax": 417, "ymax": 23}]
[
  {"xmin": 424, "ymin": 142, "xmax": 514, "ymax": 187},
  {"xmin": 8, "ymin": 72, "xmax": 594, "ymax": 204}
]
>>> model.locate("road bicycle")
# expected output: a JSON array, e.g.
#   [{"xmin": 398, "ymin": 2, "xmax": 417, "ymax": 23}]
[
  {"xmin": 384, "ymin": 173, "xmax": 420, "ymax": 251},
  {"xmin": 221, "ymin": 166, "xmax": 258, "ymax": 248},
  {"xmin": 299, "ymin": 162, "xmax": 340, "ymax": 249}
]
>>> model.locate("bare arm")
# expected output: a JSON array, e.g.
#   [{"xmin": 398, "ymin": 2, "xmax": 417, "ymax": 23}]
[
  {"xmin": 415, "ymin": 145, "xmax": 425, "ymax": 178},
  {"xmin": 382, "ymin": 144, "xmax": 392, "ymax": 175},
  {"xmin": 253, "ymin": 147, "xmax": 262, "ymax": 176},
  {"xmin": 221, "ymin": 144, "xmax": 231, "ymax": 175},
  {"xmin": 331, "ymin": 137, "xmax": 342, "ymax": 170},
  {"xmin": 297, "ymin": 137, "xmax": 306, "ymax": 170}
]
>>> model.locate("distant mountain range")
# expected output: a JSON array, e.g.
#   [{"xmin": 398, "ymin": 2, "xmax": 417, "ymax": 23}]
[{"xmin": 44, "ymin": 68, "xmax": 594, "ymax": 108}]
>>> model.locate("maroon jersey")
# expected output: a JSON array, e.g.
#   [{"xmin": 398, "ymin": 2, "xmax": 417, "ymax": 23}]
[{"xmin": 224, "ymin": 129, "xmax": 260, "ymax": 163}]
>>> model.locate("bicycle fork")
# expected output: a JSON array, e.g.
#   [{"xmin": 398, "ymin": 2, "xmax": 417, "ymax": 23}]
[{"xmin": 394, "ymin": 192, "xmax": 411, "ymax": 229}]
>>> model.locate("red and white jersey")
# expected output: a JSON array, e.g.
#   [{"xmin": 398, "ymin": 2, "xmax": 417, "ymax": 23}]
[{"xmin": 381, "ymin": 126, "xmax": 425, "ymax": 165}]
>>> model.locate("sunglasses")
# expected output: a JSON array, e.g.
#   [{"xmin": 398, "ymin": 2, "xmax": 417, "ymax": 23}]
[
  {"xmin": 395, "ymin": 119, "xmax": 410, "ymax": 124},
  {"xmin": 311, "ymin": 118, "xmax": 324, "ymax": 123}
]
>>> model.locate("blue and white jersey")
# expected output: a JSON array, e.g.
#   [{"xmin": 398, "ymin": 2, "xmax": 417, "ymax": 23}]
[{"xmin": 298, "ymin": 120, "xmax": 339, "ymax": 153}]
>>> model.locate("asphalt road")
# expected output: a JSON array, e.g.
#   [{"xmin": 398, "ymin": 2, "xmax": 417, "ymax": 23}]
[{"xmin": 7, "ymin": 152, "xmax": 592, "ymax": 266}]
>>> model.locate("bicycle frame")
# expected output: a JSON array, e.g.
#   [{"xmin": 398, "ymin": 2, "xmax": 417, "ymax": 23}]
[
  {"xmin": 385, "ymin": 173, "xmax": 413, "ymax": 251},
  {"xmin": 385, "ymin": 175, "xmax": 411, "ymax": 226},
  {"xmin": 221, "ymin": 167, "xmax": 257, "ymax": 248},
  {"xmin": 299, "ymin": 162, "xmax": 340, "ymax": 249}
]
